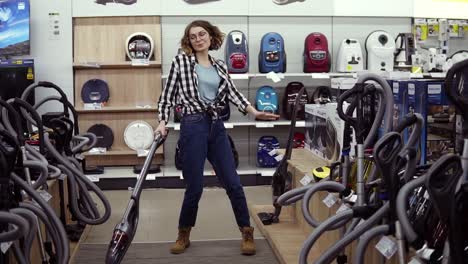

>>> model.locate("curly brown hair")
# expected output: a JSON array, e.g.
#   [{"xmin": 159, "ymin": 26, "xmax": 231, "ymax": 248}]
[{"xmin": 181, "ymin": 20, "xmax": 225, "ymax": 55}]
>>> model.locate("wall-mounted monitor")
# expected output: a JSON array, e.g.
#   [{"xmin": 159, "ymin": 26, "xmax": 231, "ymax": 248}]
[{"xmin": 0, "ymin": 0, "xmax": 30, "ymax": 58}]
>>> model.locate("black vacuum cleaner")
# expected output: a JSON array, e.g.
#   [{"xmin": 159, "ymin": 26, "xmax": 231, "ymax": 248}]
[{"xmin": 105, "ymin": 132, "xmax": 166, "ymax": 264}]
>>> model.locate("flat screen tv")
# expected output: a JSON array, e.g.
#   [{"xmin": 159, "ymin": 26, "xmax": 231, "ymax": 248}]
[{"xmin": 0, "ymin": 0, "xmax": 30, "ymax": 58}]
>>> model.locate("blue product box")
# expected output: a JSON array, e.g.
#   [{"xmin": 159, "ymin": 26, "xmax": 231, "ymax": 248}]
[
  {"xmin": 406, "ymin": 80, "xmax": 428, "ymax": 164},
  {"xmin": 392, "ymin": 80, "xmax": 408, "ymax": 130},
  {"xmin": 423, "ymin": 80, "xmax": 448, "ymax": 105}
]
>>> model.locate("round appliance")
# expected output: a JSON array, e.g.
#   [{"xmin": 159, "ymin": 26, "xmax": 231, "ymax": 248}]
[
  {"xmin": 87, "ymin": 124, "xmax": 114, "ymax": 149},
  {"xmin": 125, "ymin": 32, "xmax": 154, "ymax": 60},
  {"xmin": 124, "ymin": 120, "xmax": 154, "ymax": 151},
  {"xmin": 81, "ymin": 79, "xmax": 110, "ymax": 104}
]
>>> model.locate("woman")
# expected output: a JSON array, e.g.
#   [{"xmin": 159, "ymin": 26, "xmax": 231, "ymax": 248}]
[{"xmin": 156, "ymin": 20, "xmax": 279, "ymax": 255}]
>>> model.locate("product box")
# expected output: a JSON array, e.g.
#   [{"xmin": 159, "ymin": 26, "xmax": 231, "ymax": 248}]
[
  {"xmin": 305, "ymin": 103, "xmax": 346, "ymax": 162},
  {"xmin": 405, "ymin": 80, "xmax": 428, "ymax": 164},
  {"xmin": 330, "ymin": 77, "xmax": 357, "ymax": 102},
  {"xmin": 391, "ymin": 79, "xmax": 408, "ymax": 130}
]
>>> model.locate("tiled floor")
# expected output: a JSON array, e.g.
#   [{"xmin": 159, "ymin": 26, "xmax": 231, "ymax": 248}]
[{"xmin": 84, "ymin": 186, "xmax": 273, "ymax": 244}]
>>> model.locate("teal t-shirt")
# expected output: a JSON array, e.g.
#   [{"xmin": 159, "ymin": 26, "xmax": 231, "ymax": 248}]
[{"xmin": 195, "ymin": 64, "xmax": 220, "ymax": 104}]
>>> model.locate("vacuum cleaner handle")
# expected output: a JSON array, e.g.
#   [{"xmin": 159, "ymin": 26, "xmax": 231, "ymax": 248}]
[{"xmin": 444, "ymin": 59, "xmax": 468, "ymax": 124}]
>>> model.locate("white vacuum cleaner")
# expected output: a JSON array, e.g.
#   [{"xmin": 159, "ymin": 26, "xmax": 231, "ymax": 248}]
[
  {"xmin": 365, "ymin": 30, "xmax": 396, "ymax": 72},
  {"xmin": 336, "ymin": 39, "xmax": 364, "ymax": 72}
]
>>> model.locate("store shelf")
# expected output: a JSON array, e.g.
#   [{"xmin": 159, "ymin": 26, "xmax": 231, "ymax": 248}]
[
  {"xmin": 166, "ymin": 119, "xmax": 305, "ymax": 130},
  {"xmin": 427, "ymin": 133, "xmax": 451, "ymax": 141},
  {"xmin": 162, "ymin": 72, "xmax": 356, "ymax": 80},
  {"xmin": 73, "ymin": 61, "xmax": 162, "ymax": 69},
  {"xmin": 76, "ymin": 106, "xmax": 158, "ymax": 113}
]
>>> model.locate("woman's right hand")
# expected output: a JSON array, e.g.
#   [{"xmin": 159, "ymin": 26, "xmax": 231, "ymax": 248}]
[{"xmin": 155, "ymin": 121, "xmax": 168, "ymax": 137}]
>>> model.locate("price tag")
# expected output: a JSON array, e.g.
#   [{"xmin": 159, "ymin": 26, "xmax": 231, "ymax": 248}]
[
  {"xmin": 147, "ymin": 174, "xmax": 156, "ymax": 181},
  {"xmin": 131, "ymin": 59, "xmax": 150, "ymax": 66},
  {"xmin": 266, "ymin": 71, "xmax": 282, "ymax": 83},
  {"xmin": 268, "ymin": 149, "xmax": 278, "ymax": 156},
  {"xmin": 88, "ymin": 147, "xmax": 107, "ymax": 155},
  {"xmin": 75, "ymin": 153, "xmax": 85, "ymax": 161},
  {"xmin": 311, "ymin": 73, "xmax": 330, "ymax": 79},
  {"xmin": 58, "ymin": 174, "xmax": 66, "ymax": 180},
  {"xmin": 322, "ymin": 193, "xmax": 338, "ymax": 208},
  {"xmin": 224, "ymin": 123, "xmax": 234, "ymax": 129},
  {"xmin": 256, "ymin": 122, "xmax": 274, "ymax": 128},
  {"xmin": 83, "ymin": 103, "xmax": 103, "ymax": 110},
  {"xmin": 86, "ymin": 175, "xmax": 99, "ymax": 182},
  {"xmin": 274, "ymin": 155, "xmax": 284, "ymax": 162},
  {"xmin": 300, "ymin": 174, "xmax": 313, "ymax": 186},
  {"xmin": 137, "ymin": 149, "xmax": 149, "ymax": 157},
  {"xmin": 1, "ymin": 241, "xmax": 12, "ymax": 253},
  {"xmin": 336, "ymin": 203, "xmax": 350, "ymax": 214},
  {"xmin": 375, "ymin": 236, "xmax": 398, "ymax": 259},
  {"xmin": 429, "ymin": 72, "xmax": 446, "ymax": 78},
  {"xmin": 39, "ymin": 190, "xmax": 52, "ymax": 202},
  {"xmin": 179, "ymin": 172, "xmax": 184, "ymax": 179},
  {"xmin": 174, "ymin": 124, "xmax": 181, "ymax": 130}
]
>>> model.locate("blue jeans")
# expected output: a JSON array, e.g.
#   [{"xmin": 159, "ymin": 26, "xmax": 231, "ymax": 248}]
[{"xmin": 178, "ymin": 112, "xmax": 250, "ymax": 228}]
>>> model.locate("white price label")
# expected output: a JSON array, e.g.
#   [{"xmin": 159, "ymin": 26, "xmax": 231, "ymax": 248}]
[
  {"xmin": 336, "ymin": 203, "xmax": 350, "ymax": 214},
  {"xmin": 322, "ymin": 193, "xmax": 338, "ymax": 208},
  {"xmin": 375, "ymin": 236, "xmax": 398, "ymax": 259},
  {"xmin": 83, "ymin": 103, "xmax": 103, "ymax": 110},
  {"xmin": 131, "ymin": 59, "xmax": 150, "ymax": 66},
  {"xmin": 256, "ymin": 122, "xmax": 274, "ymax": 128},
  {"xmin": 274, "ymin": 155, "xmax": 284, "ymax": 162},
  {"xmin": 86, "ymin": 175, "xmax": 99, "ymax": 182},
  {"xmin": 39, "ymin": 190, "xmax": 52, "ymax": 202},
  {"xmin": 137, "ymin": 149, "xmax": 149, "ymax": 157},
  {"xmin": 179, "ymin": 172, "xmax": 184, "ymax": 179},
  {"xmin": 147, "ymin": 174, "xmax": 156, "ymax": 181},
  {"xmin": 174, "ymin": 124, "xmax": 181, "ymax": 130},
  {"xmin": 300, "ymin": 175, "xmax": 313, "ymax": 186},
  {"xmin": 224, "ymin": 123, "xmax": 234, "ymax": 129},
  {"xmin": 311, "ymin": 73, "xmax": 330, "ymax": 79},
  {"xmin": 268, "ymin": 149, "xmax": 278, "ymax": 156},
  {"xmin": 88, "ymin": 147, "xmax": 107, "ymax": 155},
  {"xmin": 266, "ymin": 71, "xmax": 282, "ymax": 83},
  {"xmin": 1, "ymin": 241, "xmax": 12, "ymax": 253},
  {"xmin": 429, "ymin": 72, "xmax": 446, "ymax": 78}
]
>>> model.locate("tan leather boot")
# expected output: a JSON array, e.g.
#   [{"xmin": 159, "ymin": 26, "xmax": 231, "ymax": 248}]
[
  {"xmin": 239, "ymin": 226, "xmax": 256, "ymax": 255},
  {"xmin": 170, "ymin": 227, "xmax": 191, "ymax": 254}
]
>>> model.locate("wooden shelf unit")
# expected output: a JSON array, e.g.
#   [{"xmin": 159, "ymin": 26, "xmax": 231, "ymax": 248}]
[{"xmin": 73, "ymin": 16, "xmax": 163, "ymax": 166}]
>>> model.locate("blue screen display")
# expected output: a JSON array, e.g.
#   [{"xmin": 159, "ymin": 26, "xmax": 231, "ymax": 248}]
[{"xmin": 0, "ymin": 0, "xmax": 30, "ymax": 56}]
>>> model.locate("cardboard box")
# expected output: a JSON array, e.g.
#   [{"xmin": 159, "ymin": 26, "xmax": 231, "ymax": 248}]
[{"xmin": 305, "ymin": 103, "xmax": 346, "ymax": 162}]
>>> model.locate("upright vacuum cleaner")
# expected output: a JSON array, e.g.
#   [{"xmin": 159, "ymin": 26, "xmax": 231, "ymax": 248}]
[
  {"xmin": 105, "ymin": 132, "xmax": 166, "ymax": 264},
  {"xmin": 257, "ymin": 86, "xmax": 306, "ymax": 225}
]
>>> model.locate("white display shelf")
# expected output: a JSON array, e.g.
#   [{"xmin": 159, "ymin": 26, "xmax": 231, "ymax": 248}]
[
  {"xmin": 161, "ymin": 72, "xmax": 356, "ymax": 80},
  {"xmin": 84, "ymin": 164, "xmax": 272, "ymax": 180},
  {"xmin": 166, "ymin": 119, "xmax": 305, "ymax": 130},
  {"xmin": 85, "ymin": 166, "xmax": 163, "ymax": 182}
]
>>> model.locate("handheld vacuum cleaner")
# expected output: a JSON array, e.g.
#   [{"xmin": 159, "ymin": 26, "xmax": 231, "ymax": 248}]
[{"xmin": 105, "ymin": 132, "xmax": 166, "ymax": 264}]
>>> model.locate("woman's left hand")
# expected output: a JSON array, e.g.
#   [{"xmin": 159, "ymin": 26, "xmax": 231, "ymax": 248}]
[{"xmin": 254, "ymin": 110, "xmax": 280, "ymax": 121}]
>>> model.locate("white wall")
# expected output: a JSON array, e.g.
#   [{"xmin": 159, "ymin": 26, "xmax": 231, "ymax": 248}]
[
  {"xmin": 414, "ymin": 0, "xmax": 468, "ymax": 19},
  {"xmin": 333, "ymin": 0, "xmax": 413, "ymax": 17},
  {"xmin": 24, "ymin": 0, "xmax": 73, "ymax": 113},
  {"xmin": 73, "ymin": 0, "xmax": 162, "ymax": 17}
]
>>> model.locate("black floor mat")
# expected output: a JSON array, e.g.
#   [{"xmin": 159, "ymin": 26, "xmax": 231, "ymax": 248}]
[{"xmin": 74, "ymin": 239, "xmax": 279, "ymax": 264}]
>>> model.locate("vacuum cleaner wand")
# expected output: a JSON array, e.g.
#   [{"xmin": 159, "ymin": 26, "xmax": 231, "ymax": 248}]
[{"xmin": 105, "ymin": 133, "xmax": 166, "ymax": 264}]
